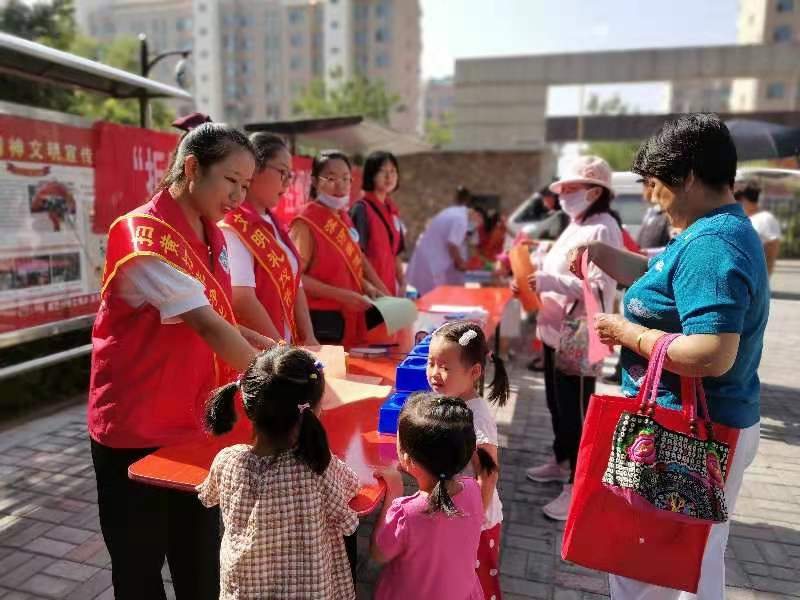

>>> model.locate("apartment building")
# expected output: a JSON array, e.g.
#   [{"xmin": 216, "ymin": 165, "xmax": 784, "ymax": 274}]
[{"xmin": 78, "ymin": 0, "xmax": 421, "ymax": 132}]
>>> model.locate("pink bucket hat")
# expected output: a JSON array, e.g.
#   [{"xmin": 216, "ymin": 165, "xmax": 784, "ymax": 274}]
[{"xmin": 550, "ymin": 155, "xmax": 614, "ymax": 194}]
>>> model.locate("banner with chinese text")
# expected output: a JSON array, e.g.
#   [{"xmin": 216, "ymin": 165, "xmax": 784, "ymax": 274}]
[
  {"xmin": 0, "ymin": 114, "xmax": 100, "ymax": 334},
  {"xmin": 92, "ymin": 121, "xmax": 179, "ymax": 234}
]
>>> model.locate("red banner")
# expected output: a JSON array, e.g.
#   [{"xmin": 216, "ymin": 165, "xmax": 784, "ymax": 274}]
[
  {"xmin": 92, "ymin": 122, "xmax": 179, "ymax": 233},
  {"xmin": 0, "ymin": 293, "xmax": 99, "ymax": 334},
  {"xmin": 0, "ymin": 114, "xmax": 95, "ymax": 167}
]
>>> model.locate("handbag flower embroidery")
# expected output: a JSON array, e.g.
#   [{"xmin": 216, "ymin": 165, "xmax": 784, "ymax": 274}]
[{"xmin": 626, "ymin": 430, "xmax": 656, "ymax": 464}]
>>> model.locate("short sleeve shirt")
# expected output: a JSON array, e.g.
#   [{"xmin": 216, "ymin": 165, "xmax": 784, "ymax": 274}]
[
  {"xmin": 749, "ymin": 210, "xmax": 781, "ymax": 243},
  {"xmin": 464, "ymin": 396, "xmax": 503, "ymax": 529},
  {"xmin": 620, "ymin": 203, "xmax": 770, "ymax": 428}
]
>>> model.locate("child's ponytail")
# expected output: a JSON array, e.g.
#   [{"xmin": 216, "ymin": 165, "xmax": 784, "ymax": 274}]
[
  {"xmin": 204, "ymin": 382, "xmax": 239, "ymax": 435},
  {"xmin": 429, "ymin": 474, "xmax": 460, "ymax": 517},
  {"xmin": 296, "ymin": 408, "xmax": 332, "ymax": 475},
  {"xmin": 487, "ymin": 351, "xmax": 510, "ymax": 407}
]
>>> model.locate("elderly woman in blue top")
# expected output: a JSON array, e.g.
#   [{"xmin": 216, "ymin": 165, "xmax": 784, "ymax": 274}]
[{"xmin": 569, "ymin": 113, "xmax": 769, "ymax": 600}]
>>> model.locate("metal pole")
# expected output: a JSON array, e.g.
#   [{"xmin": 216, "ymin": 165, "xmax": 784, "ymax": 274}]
[{"xmin": 139, "ymin": 33, "xmax": 149, "ymax": 129}]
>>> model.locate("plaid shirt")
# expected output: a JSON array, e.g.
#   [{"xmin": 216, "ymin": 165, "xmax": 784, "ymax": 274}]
[{"xmin": 198, "ymin": 444, "xmax": 359, "ymax": 599}]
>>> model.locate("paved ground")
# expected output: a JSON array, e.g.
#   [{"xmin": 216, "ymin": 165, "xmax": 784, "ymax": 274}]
[{"xmin": 0, "ymin": 298, "xmax": 798, "ymax": 599}]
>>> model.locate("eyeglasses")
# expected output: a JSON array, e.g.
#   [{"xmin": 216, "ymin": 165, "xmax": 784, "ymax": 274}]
[
  {"xmin": 317, "ymin": 175, "xmax": 352, "ymax": 186},
  {"xmin": 264, "ymin": 165, "xmax": 295, "ymax": 184}
]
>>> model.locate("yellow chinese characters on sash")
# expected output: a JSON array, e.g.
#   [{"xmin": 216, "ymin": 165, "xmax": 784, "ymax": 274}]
[
  {"xmin": 102, "ymin": 213, "xmax": 235, "ymax": 325},
  {"xmin": 295, "ymin": 209, "xmax": 364, "ymax": 293},
  {"xmin": 219, "ymin": 209, "xmax": 299, "ymax": 342}
]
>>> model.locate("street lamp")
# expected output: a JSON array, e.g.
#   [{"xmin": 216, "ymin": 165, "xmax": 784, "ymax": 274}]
[{"xmin": 138, "ymin": 33, "xmax": 192, "ymax": 129}]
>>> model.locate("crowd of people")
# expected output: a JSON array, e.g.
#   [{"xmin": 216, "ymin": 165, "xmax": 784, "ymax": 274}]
[{"xmin": 86, "ymin": 112, "xmax": 774, "ymax": 600}]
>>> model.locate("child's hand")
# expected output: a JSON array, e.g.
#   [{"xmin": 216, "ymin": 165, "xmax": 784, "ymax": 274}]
[{"xmin": 374, "ymin": 466, "xmax": 404, "ymax": 498}]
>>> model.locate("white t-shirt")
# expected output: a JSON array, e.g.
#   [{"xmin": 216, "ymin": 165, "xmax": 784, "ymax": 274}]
[
  {"xmin": 406, "ymin": 205, "xmax": 469, "ymax": 296},
  {"xmin": 463, "ymin": 395, "xmax": 503, "ymax": 530},
  {"xmin": 750, "ymin": 211, "xmax": 781, "ymax": 244},
  {"xmin": 222, "ymin": 211, "xmax": 300, "ymax": 341},
  {"xmin": 116, "ymin": 257, "xmax": 209, "ymax": 323},
  {"xmin": 534, "ymin": 213, "xmax": 623, "ymax": 349}
]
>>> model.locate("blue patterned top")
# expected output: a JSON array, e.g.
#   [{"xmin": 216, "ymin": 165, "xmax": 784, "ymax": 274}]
[{"xmin": 620, "ymin": 203, "xmax": 769, "ymax": 428}]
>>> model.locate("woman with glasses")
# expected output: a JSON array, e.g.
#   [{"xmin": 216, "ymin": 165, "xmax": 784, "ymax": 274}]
[
  {"xmin": 350, "ymin": 150, "xmax": 407, "ymax": 297},
  {"xmin": 220, "ymin": 133, "xmax": 319, "ymax": 345},
  {"xmin": 289, "ymin": 149, "xmax": 391, "ymax": 348}
]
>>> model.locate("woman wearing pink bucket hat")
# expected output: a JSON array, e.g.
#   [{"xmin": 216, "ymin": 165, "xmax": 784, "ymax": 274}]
[{"xmin": 512, "ymin": 155, "xmax": 624, "ymax": 520}]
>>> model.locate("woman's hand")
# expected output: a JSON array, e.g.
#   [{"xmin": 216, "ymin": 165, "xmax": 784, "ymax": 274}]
[
  {"xmin": 363, "ymin": 281, "xmax": 385, "ymax": 300},
  {"xmin": 338, "ymin": 289, "xmax": 373, "ymax": 311},
  {"xmin": 593, "ymin": 313, "xmax": 630, "ymax": 346},
  {"xmin": 238, "ymin": 325, "xmax": 276, "ymax": 350},
  {"xmin": 510, "ymin": 273, "xmax": 538, "ymax": 296},
  {"xmin": 567, "ymin": 243, "xmax": 593, "ymax": 279}
]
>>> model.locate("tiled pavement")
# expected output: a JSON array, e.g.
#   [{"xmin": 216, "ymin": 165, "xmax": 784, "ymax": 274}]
[{"xmin": 1, "ymin": 298, "xmax": 798, "ymax": 599}]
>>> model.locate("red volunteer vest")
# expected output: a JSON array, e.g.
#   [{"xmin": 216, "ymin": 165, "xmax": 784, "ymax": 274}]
[
  {"xmin": 356, "ymin": 192, "xmax": 403, "ymax": 296},
  {"xmin": 88, "ymin": 189, "xmax": 236, "ymax": 449},
  {"xmin": 221, "ymin": 202, "xmax": 301, "ymax": 343},
  {"xmin": 292, "ymin": 201, "xmax": 365, "ymax": 348}
]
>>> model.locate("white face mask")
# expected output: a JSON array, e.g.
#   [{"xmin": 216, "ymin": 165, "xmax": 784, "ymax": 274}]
[
  {"xmin": 317, "ymin": 192, "xmax": 350, "ymax": 210},
  {"xmin": 560, "ymin": 189, "xmax": 594, "ymax": 220}
]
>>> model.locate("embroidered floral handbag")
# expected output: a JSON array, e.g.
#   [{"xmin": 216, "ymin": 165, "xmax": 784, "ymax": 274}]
[
  {"xmin": 602, "ymin": 334, "xmax": 733, "ymax": 524},
  {"xmin": 555, "ymin": 307, "xmax": 603, "ymax": 377}
]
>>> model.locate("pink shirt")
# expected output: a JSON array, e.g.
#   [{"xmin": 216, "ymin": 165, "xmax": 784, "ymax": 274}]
[{"xmin": 374, "ymin": 477, "xmax": 484, "ymax": 600}]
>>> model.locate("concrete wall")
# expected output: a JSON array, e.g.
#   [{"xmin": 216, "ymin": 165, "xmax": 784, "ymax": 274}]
[
  {"xmin": 393, "ymin": 150, "xmax": 546, "ymax": 252},
  {"xmin": 454, "ymin": 43, "xmax": 800, "ymax": 150}
]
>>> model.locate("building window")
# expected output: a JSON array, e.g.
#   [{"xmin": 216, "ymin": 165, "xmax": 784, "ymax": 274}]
[
  {"xmin": 375, "ymin": 27, "xmax": 389, "ymax": 43},
  {"xmin": 176, "ymin": 18, "xmax": 192, "ymax": 32},
  {"xmin": 331, "ymin": 46, "xmax": 340, "ymax": 55},
  {"xmin": 355, "ymin": 5, "xmax": 368, "ymax": 21},
  {"xmin": 242, "ymin": 83, "xmax": 253, "ymax": 96},
  {"xmin": 197, "ymin": 3, "xmax": 206, "ymax": 12},
  {"xmin": 767, "ymin": 82, "xmax": 786, "ymax": 99},
  {"xmin": 773, "ymin": 24, "xmax": 793, "ymax": 42},
  {"xmin": 376, "ymin": 0, "xmax": 391, "ymax": 18},
  {"xmin": 226, "ymin": 83, "xmax": 238, "ymax": 97},
  {"xmin": 777, "ymin": 0, "xmax": 794, "ymax": 12},
  {"xmin": 330, "ymin": 20, "xmax": 339, "ymax": 30},
  {"xmin": 226, "ymin": 61, "xmax": 236, "ymax": 77},
  {"xmin": 355, "ymin": 30, "xmax": 367, "ymax": 45},
  {"xmin": 290, "ymin": 33, "xmax": 304, "ymax": 47},
  {"xmin": 241, "ymin": 61, "xmax": 252, "ymax": 74},
  {"xmin": 290, "ymin": 56, "xmax": 303, "ymax": 70},
  {"xmin": 375, "ymin": 53, "xmax": 390, "ymax": 67},
  {"xmin": 288, "ymin": 8, "xmax": 304, "ymax": 24},
  {"xmin": 199, "ymin": 49, "xmax": 209, "ymax": 59}
]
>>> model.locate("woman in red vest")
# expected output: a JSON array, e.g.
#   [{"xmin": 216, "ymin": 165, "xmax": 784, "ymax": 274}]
[
  {"xmin": 289, "ymin": 150, "xmax": 391, "ymax": 348},
  {"xmin": 221, "ymin": 133, "xmax": 318, "ymax": 345},
  {"xmin": 88, "ymin": 123, "xmax": 270, "ymax": 600},
  {"xmin": 350, "ymin": 151, "xmax": 406, "ymax": 296}
]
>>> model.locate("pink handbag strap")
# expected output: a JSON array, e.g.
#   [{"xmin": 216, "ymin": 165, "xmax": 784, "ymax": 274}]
[{"xmin": 634, "ymin": 333, "xmax": 713, "ymax": 440}]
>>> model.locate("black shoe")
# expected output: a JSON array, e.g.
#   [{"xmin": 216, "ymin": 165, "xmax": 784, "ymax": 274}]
[{"xmin": 602, "ymin": 372, "xmax": 621, "ymax": 385}]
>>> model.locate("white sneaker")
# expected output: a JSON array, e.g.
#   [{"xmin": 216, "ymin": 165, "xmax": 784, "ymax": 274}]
[
  {"xmin": 525, "ymin": 457, "xmax": 570, "ymax": 483},
  {"xmin": 542, "ymin": 484, "xmax": 573, "ymax": 521}
]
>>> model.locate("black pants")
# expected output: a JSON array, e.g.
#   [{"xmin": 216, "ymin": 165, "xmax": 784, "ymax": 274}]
[
  {"xmin": 543, "ymin": 345, "xmax": 596, "ymax": 480},
  {"xmin": 91, "ymin": 440, "xmax": 221, "ymax": 600}
]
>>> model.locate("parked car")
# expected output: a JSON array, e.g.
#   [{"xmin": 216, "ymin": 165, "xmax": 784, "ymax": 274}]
[{"xmin": 506, "ymin": 171, "xmax": 648, "ymax": 243}]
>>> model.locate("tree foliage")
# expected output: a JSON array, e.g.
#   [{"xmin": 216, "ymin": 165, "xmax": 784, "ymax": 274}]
[
  {"xmin": 292, "ymin": 76, "xmax": 401, "ymax": 125},
  {"xmin": 425, "ymin": 112, "xmax": 453, "ymax": 149},
  {"xmin": 583, "ymin": 93, "xmax": 640, "ymax": 170},
  {"xmin": 0, "ymin": 0, "xmax": 173, "ymax": 129}
]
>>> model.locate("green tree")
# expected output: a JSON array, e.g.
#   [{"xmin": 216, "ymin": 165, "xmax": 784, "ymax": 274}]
[
  {"xmin": 425, "ymin": 113, "xmax": 453, "ymax": 148},
  {"xmin": 70, "ymin": 35, "xmax": 174, "ymax": 129},
  {"xmin": 0, "ymin": 0, "xmax": 173, "ymax": 129},
  {"xmin": 293, "ymin": 76, "xmax": 401, "ymax": 125},
  {"xmin": 584, "ymin": 140, "xmax": 642, "ymax": 171},
  {"xmin": 583, "ymin": 93, "xmax": 639, "ymax": 170}
]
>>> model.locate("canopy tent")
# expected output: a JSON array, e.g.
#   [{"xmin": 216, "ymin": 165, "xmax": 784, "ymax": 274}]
[
  {"xmin": 725, "ymin": 119, "xmax": 800, "ymax": 162},
  {"xmin": 0, "ymin": 32, "xmax": 192, "ymax": 101},
  {"xmin": 244, "ymin": 115, "xmax": 432, "ymax": 156}
]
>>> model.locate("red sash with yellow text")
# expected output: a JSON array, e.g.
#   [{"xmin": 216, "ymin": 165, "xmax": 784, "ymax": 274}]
[
  {"xmin": 296, "ymin": 208, "xmax": 364, "ymax": 293},
  {"xmin": 220, "ymin": 208, "xmax": 300, "ymax": 342},
  {"xmin": 102, "ymin": 213, "xmax": 237, "ymax": 385}
]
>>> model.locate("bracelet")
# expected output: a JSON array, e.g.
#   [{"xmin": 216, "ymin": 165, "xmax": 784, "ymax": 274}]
[{"xmin": 636, "ymin": 329, "xmax": 649, "ymax": 355}]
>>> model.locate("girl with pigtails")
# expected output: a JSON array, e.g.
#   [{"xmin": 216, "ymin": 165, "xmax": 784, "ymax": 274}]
[
  {"xmin": 198, "ymin": 345, "xmax": 358, "ymax": 600},
  {"xmin": 426, "ymin": 320, "xmax": 509, "ymax": 600},
  {"xmin": 370, "ymin": 393, "xmax": 486, "ymax": 600}
]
